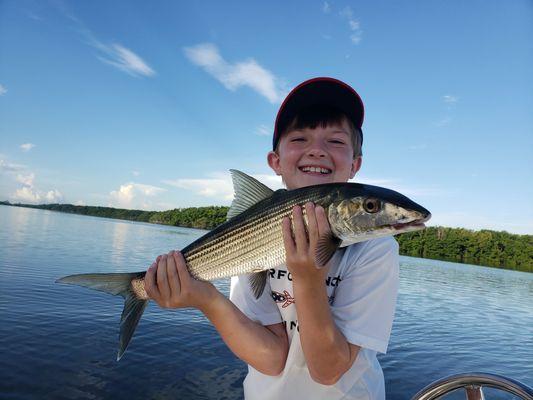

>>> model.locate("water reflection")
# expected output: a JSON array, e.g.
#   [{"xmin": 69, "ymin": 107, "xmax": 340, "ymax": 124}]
[
  {"xmin": 0, "ymin": 206, "xmax": 531, "ymax": 400},
  {"xmin": 111, "ymin": 221, "xmax": 130, "ymax": 266}
]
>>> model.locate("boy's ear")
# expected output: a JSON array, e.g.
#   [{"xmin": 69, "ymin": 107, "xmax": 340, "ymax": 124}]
[
  {"xmin": 350, "ymin": 156, "xmax": 362, "ymax": 179},
  {"xmin": 267, "ymin": 151, "xmax": 282, "ymax": 175}
]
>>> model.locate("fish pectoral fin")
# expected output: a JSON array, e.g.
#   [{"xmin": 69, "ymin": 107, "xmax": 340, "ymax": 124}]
[
  {"xmin": 248, "ymin": 270, "xmax": 269, "ymax": 299},
  {"xmin": 315, "ymin": 232, "xmax": 342, "ymax": 268},
  {"xmin": 226, "ymin": 170, "xmax": 274, "ymax": 220}
]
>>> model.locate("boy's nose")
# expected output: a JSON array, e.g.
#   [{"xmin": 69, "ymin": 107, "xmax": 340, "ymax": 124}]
[{"xmin": 307, "ymin": 144, "xmax": 327, "ymax": 158}]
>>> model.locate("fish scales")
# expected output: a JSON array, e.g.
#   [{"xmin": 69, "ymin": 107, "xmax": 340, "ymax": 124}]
[
  {"xmin": 182, "ymin": 188, "xmax": 327, "ymax": 280},
  {"xmin": 185, "ymin": 211, "xmax": 286, "ymax": 279}
]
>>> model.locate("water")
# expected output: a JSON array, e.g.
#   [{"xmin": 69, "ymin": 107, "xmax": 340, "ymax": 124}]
[{"xmin": 0, "ymin": 205, "xmax": 531, "ymax": 399}]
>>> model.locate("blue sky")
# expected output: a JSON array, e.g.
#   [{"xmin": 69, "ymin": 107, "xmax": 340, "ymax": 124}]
[{"xmin": 1, "ymin": 0, "xmax": 532, "ymax": 234}]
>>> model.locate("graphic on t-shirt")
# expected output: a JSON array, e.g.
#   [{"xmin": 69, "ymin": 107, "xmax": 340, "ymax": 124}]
[{"xmin": 271, "ymin": 290, "xmax": 295, "ymax": 308}]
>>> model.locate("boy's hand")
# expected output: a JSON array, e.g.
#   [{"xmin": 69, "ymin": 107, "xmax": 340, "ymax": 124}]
[
  {"xmin": 144, "ymin": 250, "xmax": 216, "ymax": 311},
  {"xmin": 282, "ymin": 202, "xmax": 331, "ymax": 283}
]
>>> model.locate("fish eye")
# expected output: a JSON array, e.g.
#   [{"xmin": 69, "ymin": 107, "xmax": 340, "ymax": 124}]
[{"xmin": 363, "ymin": 198, "xmax": 381, "ymax": 214}]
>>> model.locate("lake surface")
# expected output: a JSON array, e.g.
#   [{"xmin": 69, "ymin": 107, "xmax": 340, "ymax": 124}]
[{"xmin": 0, "ymin": 205, "xmax": 531, "ymax": 399}]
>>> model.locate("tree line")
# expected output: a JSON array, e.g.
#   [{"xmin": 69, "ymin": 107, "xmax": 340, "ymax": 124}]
[
  {"xmin": 1, "ymin": 201, "xmax": 531, "ymax": 272},
  {"xmin": 0, "ymin": 201, "xmax": 227, "ymax": 230},
  {"xmin": 396, "ymin": 227, "xmax": 531, "ymax": 272}
]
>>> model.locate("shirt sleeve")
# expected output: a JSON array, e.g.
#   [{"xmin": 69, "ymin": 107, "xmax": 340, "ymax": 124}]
[
  {"xmin": 331, "ymin": 237, "xmax": 399, "ymax": 354},
  {"xmin": 229, "ymin": 274, "xmax": 282, "ymax": 326}
]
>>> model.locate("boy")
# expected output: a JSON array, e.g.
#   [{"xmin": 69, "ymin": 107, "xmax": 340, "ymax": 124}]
[{"xmin": 144, "ymin": 77, "xmax": 399, "ymax": 399}]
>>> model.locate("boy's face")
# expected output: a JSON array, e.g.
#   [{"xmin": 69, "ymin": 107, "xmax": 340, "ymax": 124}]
[{"xmin": 267, "ymin": 119, "xmax": 362, "ymax": 190}]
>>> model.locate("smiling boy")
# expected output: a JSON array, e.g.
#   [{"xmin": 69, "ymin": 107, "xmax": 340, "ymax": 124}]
[{"xmin": 145, "ymin": 77, "xmax": 399, "ymax": 399}]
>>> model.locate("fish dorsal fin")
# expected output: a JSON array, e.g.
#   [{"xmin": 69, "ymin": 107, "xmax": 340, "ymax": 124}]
[{"xmin": 227, "ymin": 170, "xmax": 274, "ymax": 220}]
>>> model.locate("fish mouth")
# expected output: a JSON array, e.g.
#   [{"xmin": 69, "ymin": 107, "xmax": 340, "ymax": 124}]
[
  {"xmin": 392, "ymin": 213, "xmax": 431, "ymax": 231},
  {"xmin": 392, "ymin": 221, "xmax": 426, "ymax": 231}
]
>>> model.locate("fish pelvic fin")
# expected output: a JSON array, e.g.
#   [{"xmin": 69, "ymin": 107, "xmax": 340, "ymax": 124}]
[
  {"xmin": 316, "ymin": 232, "xmax": 342, "ymax": 267},
  {"xmin": 56, "ymin": 272, "xmax": 148, "ymax": 361},
  {"xmin": 248, "ymin": 270, "xmax": 269, "ymax": 299}
]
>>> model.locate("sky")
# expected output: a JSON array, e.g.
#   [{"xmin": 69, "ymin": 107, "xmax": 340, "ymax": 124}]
[{"xmin": 0, "ymin": 0, "xmax": 532, "ymax": 234}]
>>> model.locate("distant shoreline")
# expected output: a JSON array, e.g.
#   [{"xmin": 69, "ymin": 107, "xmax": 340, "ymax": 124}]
[{"xmin": 1, "ymin": 201, "xmax": 531, "ymax": 273}]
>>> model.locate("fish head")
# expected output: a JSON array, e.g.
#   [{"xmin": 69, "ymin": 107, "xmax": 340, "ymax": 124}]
[{"xmin": 326, "ymin": 184, "xmax": 431, "ymax": 244}]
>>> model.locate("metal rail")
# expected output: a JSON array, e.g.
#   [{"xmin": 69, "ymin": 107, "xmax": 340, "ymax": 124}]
[{"xmin": 411, "ymin": 372, "xmax": 533, "ymax": 400}]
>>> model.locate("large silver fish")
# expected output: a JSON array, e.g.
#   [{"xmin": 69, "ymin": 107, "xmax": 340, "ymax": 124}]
[{"xmin": 57, "ymin": 170, "xmax": 430, "ymax": 360}]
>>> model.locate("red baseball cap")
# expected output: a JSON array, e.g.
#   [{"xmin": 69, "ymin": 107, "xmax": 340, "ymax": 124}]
[{"xmin": 273, "ymin": 77, "xmax": 365, "ymax": 150}]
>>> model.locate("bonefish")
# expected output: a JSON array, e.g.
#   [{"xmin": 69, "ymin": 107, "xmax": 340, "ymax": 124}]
[{"xmin": 57, "ymin": 170, "xmax": 430, "ymax": 360}]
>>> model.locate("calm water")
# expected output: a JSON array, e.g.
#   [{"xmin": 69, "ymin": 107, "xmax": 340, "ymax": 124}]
[{"xmin": 0, "ymin": 205, "xmax": 531, "ymax": 399}]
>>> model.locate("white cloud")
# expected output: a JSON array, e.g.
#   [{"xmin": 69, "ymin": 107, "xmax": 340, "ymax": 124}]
[
  {"xmin": 163, "ymin": 171, "xmax": 284, "ymax": 202},
  {"xmin": 443, "ymin": 95, "xmax": 459, "ymax": 104},
  {"xmin": 45, "ymin": 189, "xmax": 63, "ymax": 202},
  {"xmin": 54, "ymin": 5, "xmax": 155, "ymax": 78},
  {"xmin": 350, "ymin": 33, "xmax": 362, "ymax": 44},
  {"xmin": 184, "ymin": 43, "xmax": 286, "ymax": 104},
  {"xmin": 11, "ymin": 187, "xmax": 63, "ymax": 204},
  {"xmin": 20, "ymin": 143, "xmax": 35, "ymax": 152},
  {"xmin": 323, "ymin": 1, "xmax": 331, "ymax": 13},
  {"xmin": 16, "ymin": 172, "xmax": 35, "ymax": 187},
  {"xmin": 109, "ymin": 182, "xmax": 166, "ymax": 210},
  {"xmin": 0, "ymin": 159, "xmax": 25, "ymax": 173},
  {"xmin": 339, "ymin": 6, "xmax": 363, "ymax": 45},
  {"xmin": 163, "ymin": 174, "xmax": 234, "ymax": 201},
  {"xmin": 97, "ymin": 43, "xmax": 155, "ymax": 77},
  {"xmin": 132, "ymin": 170, "xmax": 140, "ymax": 177},
  {"xmin": 349, "ymin": 20, "xmax": 360, "ymax": 30},
  {"xmin": 7, "ymin": 165, "xmax": 63, "ymax": 204},
  {"xmin": 251, "ymin": 174, "xmax": 284, "ymax": 190},
  {"xmin": 75, "ymin": 200, "xmax": 86, "ymax": 206},
  {"xmin": 255, "ymin": 125, "xmax": 271, "ymax": 136},
  {"xmin": 0, "ymin": 84, "xmax": 6, "ymax": 96},
  {"xmin": 12, "ymin": 187, "xmax": 40, "ymax": 203}
]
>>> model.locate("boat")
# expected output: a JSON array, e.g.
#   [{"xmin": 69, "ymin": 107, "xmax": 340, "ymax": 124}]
[{"xmin": 412, "ymin": 372, "xmax": 533, "ymax": 400}]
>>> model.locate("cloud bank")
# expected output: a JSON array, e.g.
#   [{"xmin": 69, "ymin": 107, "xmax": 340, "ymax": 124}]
[{"xmin": 1, "ymin": 159, "xmax": 64, "ymax": 204}]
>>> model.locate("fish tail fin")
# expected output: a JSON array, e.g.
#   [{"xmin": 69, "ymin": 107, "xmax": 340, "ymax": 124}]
[
  {"xmin": 118, "ymin": 291, "xmax": 148, "ymax": 361},
  {"xmin": 56, "ymin": 272, "xmax": 148, "ymax": 361}
]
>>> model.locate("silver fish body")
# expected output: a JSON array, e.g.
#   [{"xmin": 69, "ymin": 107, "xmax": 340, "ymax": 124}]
[{"xmin": 57, "ymin": 170, "xmax": 430, "ymax": 360}]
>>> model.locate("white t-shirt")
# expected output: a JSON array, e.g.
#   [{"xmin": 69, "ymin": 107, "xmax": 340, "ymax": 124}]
[{"xmin": 229, "ymin": 236, "xmax": 399, "ymax": 400}]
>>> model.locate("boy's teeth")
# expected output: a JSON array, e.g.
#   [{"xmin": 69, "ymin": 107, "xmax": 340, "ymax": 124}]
[{"xmin": 300, "ymin": 166, "xmax": 331, "ymax": 174}]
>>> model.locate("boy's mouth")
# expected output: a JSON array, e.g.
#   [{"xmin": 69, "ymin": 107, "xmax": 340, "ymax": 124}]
[{"xmin": 298, "ymin": 166, "xmax": 332, "ymax": 175}]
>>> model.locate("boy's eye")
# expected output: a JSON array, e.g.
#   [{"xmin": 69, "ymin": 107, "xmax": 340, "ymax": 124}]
[
  {"xmin": 329, "ymin": 140, "xmax": 345, "ymax": 144},
  {"xmin": 290, "ymin": 137, "xmax": 305, "ymax": 142}
]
